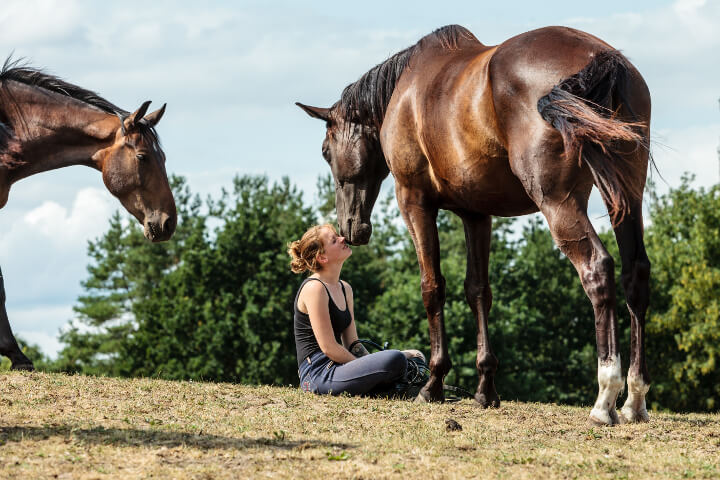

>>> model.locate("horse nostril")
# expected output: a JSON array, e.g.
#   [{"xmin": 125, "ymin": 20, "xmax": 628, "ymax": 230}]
[{"xmin": 162, "ymin": 216, "xmax": 175, "ymax": 233}]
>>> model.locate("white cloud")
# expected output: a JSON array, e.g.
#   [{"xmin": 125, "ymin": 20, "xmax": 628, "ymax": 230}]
[
  {"xmin": 13, "ymin": 304, "xmax": 72, "ymax": 359},
  {"xmin": 0, "ymin": 1, "xmax": 82, "ymax": 46},
  {"xmin": 23, "ymin": 188, "xmax": 115, "ymax": 246},
  {"xmin": 652, "ymin": 123, "xmax": 720, "ymax": 191}
]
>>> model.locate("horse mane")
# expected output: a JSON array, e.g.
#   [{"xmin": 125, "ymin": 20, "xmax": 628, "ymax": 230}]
[
  {"xmin": 0, "ymin": 57, "xmax": 128, "ymax": 116},
  {"xmin": 338, "ymin": 25, "xmax": 478, "ymax": 127}
]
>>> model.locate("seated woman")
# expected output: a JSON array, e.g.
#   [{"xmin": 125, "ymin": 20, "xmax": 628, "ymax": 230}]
[{"xmin": 288, "ymin": 224, "xmax": 420, "ymax": 396}]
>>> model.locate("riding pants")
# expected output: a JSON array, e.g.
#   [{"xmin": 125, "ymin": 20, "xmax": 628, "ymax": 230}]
[{"xmin": 298, "ymin": 349, "xmax": 407, "ymax": 396}]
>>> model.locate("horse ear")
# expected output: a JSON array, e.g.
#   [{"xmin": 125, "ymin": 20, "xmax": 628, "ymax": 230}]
[
  {"xmin": 123, "ymin": 100, "xmax": 152, "ymax": 132},
  {"xmin": 296, "ymin": 102, "xmax": 330, "ymax": 122},
  {"xmin": 141, "ymin": 103, "xmax": 166, "ymax": 128}
]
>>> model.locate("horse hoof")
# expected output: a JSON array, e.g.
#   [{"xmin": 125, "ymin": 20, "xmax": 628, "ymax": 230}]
[
  {"xmin": 11, "ymin": 362, "xmax": 34, "ymax": 372},
  {"xmin": 588, "ymin": 410, "xmax": 619, "ymax": 427},
  {"xmin": 474, "ymin": 392, "xmax": 500, "ymax": 408},
  {"xmin": 619, "ymin": 407, "xmax": 650, "ymax": 424},
  {"xmin": 416, "ymin": 386, "xmax": 444, "ymax": 403}
]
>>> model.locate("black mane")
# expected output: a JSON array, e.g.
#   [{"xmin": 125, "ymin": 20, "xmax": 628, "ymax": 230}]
[
  {"xmin": 0, "ymin": 57, "xmax": 128, "ymax": 116},
  {"xmin": 338, "ymin": 25, "xmax": 478, "ymax": 127}
]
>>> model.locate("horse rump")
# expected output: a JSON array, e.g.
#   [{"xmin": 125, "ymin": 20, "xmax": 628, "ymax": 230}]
[{"xmin": 537, "ymin": 50, "xmax": 649, "ymax": 225}]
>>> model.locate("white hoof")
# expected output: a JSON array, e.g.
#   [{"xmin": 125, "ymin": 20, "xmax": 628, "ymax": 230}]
[
  {"xmin": 589, "ymin": 407, "xmax": 620, "ymax": 426},
  {"xmin": 590, "ymin": 355, "xmax": 623, "ymax": 426},
  {"xmin": 619, "ymin": 405, "xmax": 650, "ymax": 424},
  {"xmin": 621, "ymin": 374, "xmax": 650, "ymax": 423}
]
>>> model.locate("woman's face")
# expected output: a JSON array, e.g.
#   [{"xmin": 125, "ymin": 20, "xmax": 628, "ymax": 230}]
[{"xmin": 319, "ymin": 226, "xmax": 352, "ymax": 265}]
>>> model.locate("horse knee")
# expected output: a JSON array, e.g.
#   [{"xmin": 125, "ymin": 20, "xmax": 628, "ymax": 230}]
[
  {"xmin": 421, "ymin": 275, "xmax": 446, "ymax": 311},
  {"xmin": 635, "ymin": 258, "xmax": 650, "ymax": 281},
  {"xmin": 429, "ymin": 353, "xmax": 452, "ymax": 377},
  {"xmin": 583, "ymin": 254, "xmax": 615, "ymax": 307},
  {"xmin": 621, "ymin": 257, "xmax": 650, "ymax": 310},
  {"xmin": 464, "ymin": 280, "xmax": 492, "ymax": 309},
  {"xmin": 476, "ymin": 352, "xmax": 498, "ymax": 374}
]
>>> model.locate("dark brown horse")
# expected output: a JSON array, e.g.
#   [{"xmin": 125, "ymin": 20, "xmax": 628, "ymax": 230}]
[
  {"xmin": 298, "ymin": 25, "xmax": 651, "ymax": 425},
  {"xmin": 0, "ymin": 59, "xmax": 176, "ymax": 370}
]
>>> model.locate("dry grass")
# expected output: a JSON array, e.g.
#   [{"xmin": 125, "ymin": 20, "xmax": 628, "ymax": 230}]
[{"xmin": 1, "ymin": 372, "xmax": 719, "ymax": 479}]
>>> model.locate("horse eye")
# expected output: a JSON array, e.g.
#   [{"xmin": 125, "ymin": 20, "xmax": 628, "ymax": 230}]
[{"xmin": 136, "ymin": 154, "xmax": 146, "ymax": 161}]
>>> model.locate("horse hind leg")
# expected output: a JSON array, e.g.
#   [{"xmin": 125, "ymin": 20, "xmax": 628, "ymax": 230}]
[
  {"xmin": 540, "ymin": 198, "xmax": 624, "ymax": 426},
  {"xmin": 611, "ymin": 200, "xmax": 651, "ymax": 423},
  {"xmin": 0, "ymin": 266, "xmax": 34, "ymax": 370}
]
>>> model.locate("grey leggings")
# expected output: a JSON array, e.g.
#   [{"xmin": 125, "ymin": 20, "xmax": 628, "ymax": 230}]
[{"xmin": 298, "ymin": 349, "xmax": 407, "ymax": 396}]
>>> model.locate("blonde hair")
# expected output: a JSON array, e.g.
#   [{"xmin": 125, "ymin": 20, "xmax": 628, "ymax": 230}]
[{"xmin": 288, "ymin": 224, "xmax": 337, "ymax": 274}]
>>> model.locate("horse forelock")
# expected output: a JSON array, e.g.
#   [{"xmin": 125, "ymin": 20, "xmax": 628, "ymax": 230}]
[{"xmin": 338, "ymin": 25, "xmax": 478, "ymax": 128}]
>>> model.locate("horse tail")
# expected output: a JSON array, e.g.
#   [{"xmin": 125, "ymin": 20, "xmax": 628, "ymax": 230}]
[{"xmin": 537, "ymin": 50, "xmax": 649, "ymax": 225}]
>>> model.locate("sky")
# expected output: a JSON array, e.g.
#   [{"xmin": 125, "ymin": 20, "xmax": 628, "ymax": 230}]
[{"xmin": 0, "ymin": 0, "xmax": 718, "ymax": 358}]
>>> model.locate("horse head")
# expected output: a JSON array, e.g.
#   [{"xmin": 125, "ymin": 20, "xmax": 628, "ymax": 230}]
[
  {"xmin": 93, "ymin": 101, "xmax": 176, "ymax": 242},
  {"xmin": 297, "ymin": 102, "xmax": 389, "ymax": 245}
]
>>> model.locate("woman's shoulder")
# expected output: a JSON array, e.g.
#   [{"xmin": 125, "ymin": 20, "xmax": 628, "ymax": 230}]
[
  {"xmin": 339, "ymin": 280, "xmax": 354, "ymax": 295},
  {"xmin": 299, "ymin": 278, "xmax": 329, "ymax": 298}
]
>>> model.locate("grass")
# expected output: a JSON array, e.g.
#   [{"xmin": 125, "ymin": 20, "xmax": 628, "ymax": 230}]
[{"xmin": 1, "ymin": 372, "xmax": 719, "ymax": 479}]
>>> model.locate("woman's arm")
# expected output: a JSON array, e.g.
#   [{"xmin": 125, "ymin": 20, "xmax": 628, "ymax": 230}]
[
  {"xmin": 303, "ymin": 281, "xmax": 357, "ymax": 364},
  {"xmin": 340, "ymin": 281, "xmax": 370, "ymax": 358}
]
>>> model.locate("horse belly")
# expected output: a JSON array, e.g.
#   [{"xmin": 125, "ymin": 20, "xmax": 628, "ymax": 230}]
[{"xmin": 432, "ymin": 155, "xmax": 538, "ymax": 216}]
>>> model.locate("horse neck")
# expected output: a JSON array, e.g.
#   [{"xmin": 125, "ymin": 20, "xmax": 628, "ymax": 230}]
[{"xmin": 1, "ymin": 81, "xmax": 119, "ymax": 181}]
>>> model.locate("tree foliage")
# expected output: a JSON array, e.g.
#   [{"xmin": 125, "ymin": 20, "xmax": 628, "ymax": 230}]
[{"xmin": 644, "ymin": 176, "xmax": 720, "ymax": 411}]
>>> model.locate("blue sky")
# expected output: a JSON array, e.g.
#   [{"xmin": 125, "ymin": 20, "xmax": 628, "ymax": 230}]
[{"xmin": 1, "ymin": 0, "xmax": 718, "ymax": 357}]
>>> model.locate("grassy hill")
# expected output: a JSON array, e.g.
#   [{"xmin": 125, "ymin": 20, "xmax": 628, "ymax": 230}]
[{"xmin": 1, "ymin": 372, "xmax": 719, "ymax": 479}]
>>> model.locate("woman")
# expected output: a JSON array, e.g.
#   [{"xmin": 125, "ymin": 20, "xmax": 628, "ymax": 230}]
[{"xmin": 288, "ymin": 224, "xmax": 419, "ymax": 396}]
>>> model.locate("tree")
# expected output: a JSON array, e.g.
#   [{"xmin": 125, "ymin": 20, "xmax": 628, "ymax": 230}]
[
  {"xmin": 52, "ymin": 175, "xmax": 203, "ymax": 376},
  {"xmin": 53, "ymin": 175, "xmax": 316, "ymax": 385},
  {"xmin": 644, "ymin": 176, "xmax": 720, "ymax": 411}
]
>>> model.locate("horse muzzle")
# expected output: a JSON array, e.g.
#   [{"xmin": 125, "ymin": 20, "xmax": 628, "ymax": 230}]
[
  {"xmin": 144, "ymin": 212, "xmax": 176, "ymax": 242},
  {"xmin": 344, "ymin": 221, "xmax": 372, "ymax": 246}
]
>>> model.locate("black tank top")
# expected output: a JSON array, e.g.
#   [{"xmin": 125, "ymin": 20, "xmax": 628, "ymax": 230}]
[{"xmin": 294, "ymin": 278, "xmax": 352, "ymax": 367}]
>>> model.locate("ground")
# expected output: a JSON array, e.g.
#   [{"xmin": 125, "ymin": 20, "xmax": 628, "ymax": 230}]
[{"xmin": 0, "ymin": 372, "xmax": 719, "ymax": 479}]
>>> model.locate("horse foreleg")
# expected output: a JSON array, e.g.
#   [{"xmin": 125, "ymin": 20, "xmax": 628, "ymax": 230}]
[
  {"xmin": 397, "ymin": 192, "xmax": 450, "ymax": 403},
  {"xmin": 612, "ymin": 202, "xmax": 651, "ymax": 423},
  {"xmin": 0, "ymin": 266, "xmax": 34, "ymax": 370},
  {"xmin": 460, "ymin": 212, "xmax": 500, "ymax": 408}
]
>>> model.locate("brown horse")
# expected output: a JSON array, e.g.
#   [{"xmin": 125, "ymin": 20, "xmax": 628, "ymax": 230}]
[
  {"xmin": 298, "ymin": 25, "xmax": 651, "ymax": 425},
  {"xmin": 0, "ymin": 59, "xmax": 176, "ymax": 370}
]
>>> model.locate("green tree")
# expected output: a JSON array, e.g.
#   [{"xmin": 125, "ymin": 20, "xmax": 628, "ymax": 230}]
[
  {"xmin": 53, "ymin": 175, "xmax": 316, "ymax": 385},
  {"xmin": 52, "ymin": 175, "xmax": 202, "ymax": 376},
  {"xmin": 645, "ymin": 176, "xmax": 720, "ymax": 411}
]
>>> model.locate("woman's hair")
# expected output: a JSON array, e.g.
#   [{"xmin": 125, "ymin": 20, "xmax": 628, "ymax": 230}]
[{"xmin": 288, "ymin": 224, "xmax": 337, "ymax": 274}]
